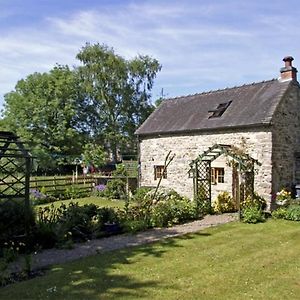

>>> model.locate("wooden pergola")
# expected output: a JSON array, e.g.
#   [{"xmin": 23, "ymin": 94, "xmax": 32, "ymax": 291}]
[
  {"xmin": 0, "ymin": 131, "xmax": 33, "ymax": 238},
  {"xmin": 188, "ymin": 144, "xmax": 261, "ymax": 216}
]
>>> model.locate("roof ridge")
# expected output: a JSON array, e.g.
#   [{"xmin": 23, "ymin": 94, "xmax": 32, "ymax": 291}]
[{"xmin": 167, "ymin": 78, "xmax": 277, "ymax": 101}]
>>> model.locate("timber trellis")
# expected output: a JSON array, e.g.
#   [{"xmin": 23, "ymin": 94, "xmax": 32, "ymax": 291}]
[
  {"xmin": 188, "ymin": 144, "xmax": 261, "ymax": 214},
  {"xmin": 0, "ymin": 131, "xmax": 33, "ymax": 239}
]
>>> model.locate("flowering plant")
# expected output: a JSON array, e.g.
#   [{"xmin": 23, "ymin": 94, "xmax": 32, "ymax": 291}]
[
  {"xmin": 93, "ymin": 184, "xmax": 106, "ymax": 196},
  {"xmin": 30, "ymin": 189, "xmax": 47, "ymax": 201},
  {"xmin": 276, "ymin": 189, "xmax": 292, "ymax": 206},
  {"xmin": 94, "ymin": 184, "xmax": 106, "ymax": 192}
]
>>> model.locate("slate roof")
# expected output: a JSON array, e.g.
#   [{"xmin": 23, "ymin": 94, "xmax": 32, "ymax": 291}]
[{"xmin": 135, "ymin": 79, "xmax": 291, "ymax": 136}]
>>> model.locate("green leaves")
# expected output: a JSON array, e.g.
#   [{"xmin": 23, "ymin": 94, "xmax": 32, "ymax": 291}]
[
  {"xmin": 2, "ymin": 43, "xmax": 161, "ymax": 169},
  {"xmin": 76, "ymin": 43, "xmax": 161, "ymax": 161},
  {"xmin": 82, "ymin": 143, "xmax": 107, "ymax": 168},
  {"xmin": 3, "ymin": 65, "xmax": 84, "ymax": 169}
]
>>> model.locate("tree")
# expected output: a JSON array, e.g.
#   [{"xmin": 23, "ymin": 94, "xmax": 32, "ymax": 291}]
[
  {"xmin": 1, "ymin": 43, "xmax": 161, "ymax": 170},
  {"xmin": 2, "ymin": 65, "xmax": 85, "ymax": 170},
  {"xmin": 82, "ymin": 143, "xmax": 107, "ymax": 168},
  {"xmin": 76, "ymin": 43, "xmax": 161, "ymax": 161}
]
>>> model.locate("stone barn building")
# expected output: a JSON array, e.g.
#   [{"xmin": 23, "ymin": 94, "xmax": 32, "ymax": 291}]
[{"xmin": 135, "ymin": 56, "xmax": 300, "ymax": 209}]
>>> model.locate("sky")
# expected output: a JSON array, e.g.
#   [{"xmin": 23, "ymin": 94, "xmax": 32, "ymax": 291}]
[{"xmin": 1, "ymin": 0, "xmax": 300, "ymax": 111}]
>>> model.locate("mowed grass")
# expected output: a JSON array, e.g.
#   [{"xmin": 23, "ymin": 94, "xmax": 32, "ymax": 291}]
[
  {"xmin": 1, "ymin": 220, "xmax": 300, "ymax": 300},
  {"xmin": 36, "ymin": 196, "xmax": 125, "ymax": 209}
]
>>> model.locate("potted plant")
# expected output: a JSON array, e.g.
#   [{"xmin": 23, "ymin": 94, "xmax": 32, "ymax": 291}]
[{"xmin": 275, "ymin": 189, "xmax": 292, "ymax": 206}]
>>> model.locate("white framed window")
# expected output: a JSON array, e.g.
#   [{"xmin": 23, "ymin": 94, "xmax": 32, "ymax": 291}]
[{"xmin": 211, "ymin": 167, "xmax": 225, "ymax": 184}]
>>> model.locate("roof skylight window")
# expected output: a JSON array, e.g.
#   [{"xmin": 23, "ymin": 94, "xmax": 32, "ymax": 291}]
[{"xmin": 208, "ymin": 101, "xmax": 232, "ymax": 118}]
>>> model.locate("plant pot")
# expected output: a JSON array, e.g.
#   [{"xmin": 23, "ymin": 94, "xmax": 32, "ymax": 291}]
[
  {"xmin": 103, "ymin": 223, "xmax": 121, "ymax": 235},
  {"xmin": 276, "ymin": 199, "xmax": 289, "ymax": 206}
]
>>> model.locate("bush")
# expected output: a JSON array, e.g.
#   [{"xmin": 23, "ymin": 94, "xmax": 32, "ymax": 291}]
[
  {"xmin": 104, "ymin": 179, "xmax": 127, "ymax": 199},
  {"xmin": 241, "ymin": 193, "xmax": 267, "ymax": 210},
  {"xmin": 213, "ymin": 191, "xmax": 236, "ymax": 213},
  {"xmin": 97, "ymin": 207, "xmax": 119, "ymax": 229},
  {"xmin": 150, "ymin": 196, "xmax": 199, "ymax": 227},
  {"xmin": 35, "ymin": 202, "xmax": 99, "ymax": 247},
  {"xmin": 139, "ymin": 188, "xmax": 201, "ymax": 227},
  {"xmin": 132, "ymin": 187, "xmax": 152, "ymax": 203},
  {"xmin": 271, "ymin": 207, "xmax": 288, "ymax": 219},
  {"xmin": 64, "ymin": 186, "xmax": 83, "ymax": 199},
  {"xmin": 242, "ymin": 206, "xmax": 265, "ymax": 224},
  {"xmin": 35, "ymin": 205, "xmax": 65, "ymax": 248},
  {"xmin": 285, "ymin": 205, "xmax": 300, "ymax": 221},
  {"xmin": 58, "ymin": 203, "xmax": 99, "ymax": 241},
  {"xmin": 119, "ymin": 188, "xmax": 202, "ymax": 229},
  {"xmin": 112, "ymin": 164, "xmax": 128, "ymax": 177},
  {"xmin": 34, "ymin": 202, "xmax": 123, "ymax": 248},
  {"xmin": 272, "ymin": 204, "xmax": 300, "ymax": 221},
  {"xmin": 0, "ymin": 200, "xmax": 36, "ymax": 251}
]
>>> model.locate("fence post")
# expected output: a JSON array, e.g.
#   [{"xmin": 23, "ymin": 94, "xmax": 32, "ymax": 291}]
[
  {"xmin": 53, "ymin": 176, "xmax": 56, "ymax": 193},
  {"xmin": 126, "ymin": 176, "xmax": 129, "ymax": 198}
]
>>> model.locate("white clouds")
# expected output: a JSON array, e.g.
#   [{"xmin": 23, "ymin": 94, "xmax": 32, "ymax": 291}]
[{"xmin": 1, "ymin": 0, "xmax": 300, "ymax": 107}]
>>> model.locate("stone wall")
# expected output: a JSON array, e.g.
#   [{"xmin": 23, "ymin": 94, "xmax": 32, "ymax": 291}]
[
  {"xmin": 138, "ymin": 128, "xmax": 273, "ymax": 204},
  {"xmin": 272, "ymin": 82, "xmax": 300, "ymax": 201}
]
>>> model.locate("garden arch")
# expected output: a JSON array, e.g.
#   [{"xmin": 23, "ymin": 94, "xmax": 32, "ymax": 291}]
[
  {"xmin": 188, "ymin": 144, "xmax": 261, "ymax": 211},
  {"xmin": 0, "ymin": 131, "xmax": 33, "ymax": 242}
]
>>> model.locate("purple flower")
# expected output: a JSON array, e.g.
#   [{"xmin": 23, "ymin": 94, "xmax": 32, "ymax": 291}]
[
  {"xmin": 30, "ymin": 189, "xmax": 47, "ymax": 199},
  {"xmin": 95, "ymin": 184, "xmax": 106, "ymax": 192}
]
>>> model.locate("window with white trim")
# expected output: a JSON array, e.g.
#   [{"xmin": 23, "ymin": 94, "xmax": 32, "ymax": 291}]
[{"xmin": 211, "ymin": 167, "xmax": 225, "ymax": 184}]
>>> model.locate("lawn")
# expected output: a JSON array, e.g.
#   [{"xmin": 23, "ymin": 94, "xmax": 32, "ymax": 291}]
[
  {"xmin": 36, "ymin": 196, "xmax": 125, "ymax": 209},
  {"xmin": 1, "ymin": 220, "xmax": 300, "ymax": 299}
]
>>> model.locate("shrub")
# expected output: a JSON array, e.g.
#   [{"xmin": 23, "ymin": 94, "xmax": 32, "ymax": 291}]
[
  {"xmin": 150, "ymin": 196, "xmax": 198, "ymax": 227},
  {"xmin": 119, "ymin": 188, "xmax": 201, "ymax": 229},
  {"xmin": 241, "ymin": 193, "xmax": 267, "ymax": 210},
  {"xmin": 213, "ymin": 191, "xmax": 236, "ymax": 213},
  {"xmin": 284, "ymin": 205, "xmax": 300, "ymax": 221},
  {"xmin": 139, "ymin": 188, "xmax": 201, "ymax": 227},
  {"xmin": 104, "ymin": 179, "xmax": 127, "ymax": 199},
  {"xmin": 64, "ymin": 186, "xmax": 90, "ymax": 200},
  {"xmin": 0, "ymin": 200, "xmax": 36, "ymax": 250},
  {"xmin": 35, "ymin": 205, "xmax": 63, "ymax": 248},
  {"xmin": 132, "ymin": 187, "xmax": 152, "ymax": 203},
  {"xmin": 272, "ymin": 204, "xmax": 300, "ymax": 221},
  {"xmin": 59, "ymin": 202, "xmax": 99, "ymax": 241},
  {"xmin": 272, "ymin": 207, "xmax": 288, "ymax": 219},
  {"xmin": 112, "ymin": 164, "xmax": 128, "ymax": 177},
  {"xmin": 97, "ymin": 207, "xmax": 119, "ymax": 229},
  {"xmin": 35, "ymin": 202, "xmax": 100, "ymax": 247},
  {"xmin": 195, "ymin": 198, "xmax": 212, "ymax": 215},
  {"xmin": 242, "ymin": 206, "xmax": 265, "ymax": 224}
]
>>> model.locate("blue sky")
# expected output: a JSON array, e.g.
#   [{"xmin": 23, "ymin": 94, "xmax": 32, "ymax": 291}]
[{"xmin": 1, "ymin": 0, "xmax": 300, "ymax": 110}]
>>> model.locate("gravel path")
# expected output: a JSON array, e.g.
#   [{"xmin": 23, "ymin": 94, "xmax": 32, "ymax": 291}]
[{"xmin": 9, "ymin": 213, "xmax": 237, "ymax": 274}]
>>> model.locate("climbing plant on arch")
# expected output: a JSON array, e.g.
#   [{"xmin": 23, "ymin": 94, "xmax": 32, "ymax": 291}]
[{"xmin": 188, "ymin": 144, "xmax": 261, "ymax": 212}]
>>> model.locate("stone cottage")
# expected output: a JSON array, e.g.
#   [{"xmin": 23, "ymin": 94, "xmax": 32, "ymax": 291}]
[{"xmin": 135, "ymin": 56, "xmax": 300, "ymax": 208}]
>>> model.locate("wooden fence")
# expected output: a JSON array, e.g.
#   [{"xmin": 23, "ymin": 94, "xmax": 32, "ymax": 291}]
[
  {"xmin": 30, "ymin": 175, "xmax": 138, "ymax": 196},
  {"xmin": 30, "ymin": 175, "xmax": 96, "ymax": 196}
]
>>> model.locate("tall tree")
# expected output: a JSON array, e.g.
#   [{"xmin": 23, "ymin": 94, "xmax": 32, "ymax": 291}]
[
  {"xmin": 2, "ymin": 65, "xmax": 85, "ymax": 170},
  {"xmin": 76, "ymin": 43, "xmax": 161, "ymax": 161},
  {"xmin": 2, "ymin": 43, "xmax": 161, "ymax": 170}
]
